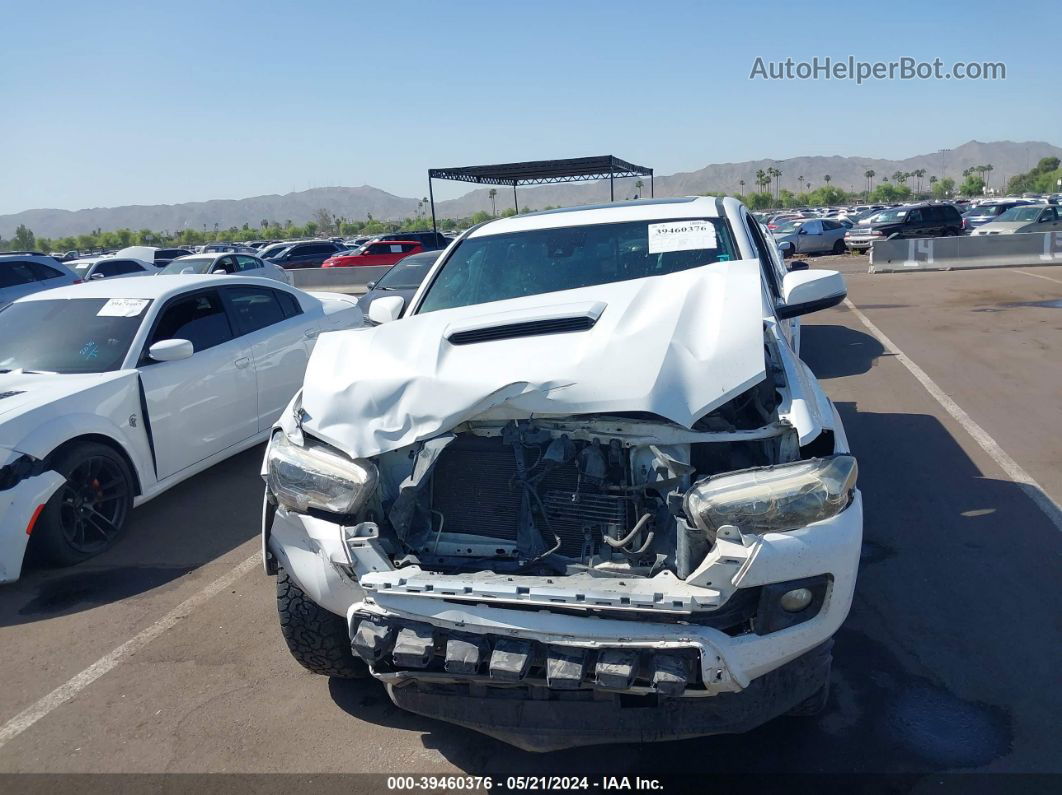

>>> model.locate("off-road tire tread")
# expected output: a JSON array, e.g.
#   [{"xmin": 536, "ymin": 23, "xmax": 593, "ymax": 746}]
[{"xmin": 276, "ymin": 566, "xmax": 367, "ymax": 678}]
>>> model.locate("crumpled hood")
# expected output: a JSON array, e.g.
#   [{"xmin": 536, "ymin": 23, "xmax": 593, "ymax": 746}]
[
  {"xmin": 0, "ymin": 370, "xmax": 132, "ymax": 422},
  {"xmin": 300, "ymin": 259, "xmax": 767, "ymax": 459}
]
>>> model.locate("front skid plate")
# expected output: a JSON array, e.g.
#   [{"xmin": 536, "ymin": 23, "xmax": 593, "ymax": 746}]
[{"xmin": 383, "ymin": 641, "xmax": 832, "ymax": 752}]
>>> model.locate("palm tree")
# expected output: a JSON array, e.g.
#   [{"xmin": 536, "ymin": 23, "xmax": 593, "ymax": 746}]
[
  {"xmin": 798, "ymin": 175, "xmax": 805, "ymax": 192},
  {"xmin": 635, "ymin": 179, "xmax": 644, "ymax": 198},
  {"xmin": 929, "ymin": 175, "xmax": 939, "ymax": 193},
  {"xmin": 755, "ymin": 169, "xmax": 766, "ymax": 194},
  {"xmin": 823, "ymin": 174, "xmax": 832, "ymax": 187},
  {"xmin": 738, "ymin": 179, "xmax": 746, "ymax": 195},
  {"xmin": 768, "ymin": 167, "xmax": 782, "ymax": 200},
  {"xmin": 912, "ymin": 168, "xmax": 926, "ymax": 193},
  {"xmin": 864, "ymin": 169, "xmax": 875, "ymax": 196},
  {"xmin": 983, "ymin": 164, "xmax": 993, "ymax": 188},
  {"xmin": 488, "ymin": 188, "xmax": 497, "ymax": 216}
]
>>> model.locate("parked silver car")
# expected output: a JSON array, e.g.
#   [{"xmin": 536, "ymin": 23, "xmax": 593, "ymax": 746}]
[
  {"xmin": 971, "ymin": 204, "xmax": 1062, "ymax": 235},
  {"xmin": 772, "ymin": 218, "xmax": 847, "ymax": 256},
  {"xmin": 67, "ymin": 256, "xmax": 159, "ymax": 281},
  {"xmin": 159, "ymin": 252, "xmax": 293, "ymax": 285}
]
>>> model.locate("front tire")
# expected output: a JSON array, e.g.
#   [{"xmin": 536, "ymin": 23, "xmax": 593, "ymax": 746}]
[
  {"xmin": 786, "ymin": 675, "xmax": 831, "ymax": 716},
  {"xmin": 832, "ymin": 238, "xmax": 846, "ymax": 254},
  {"xmin": 33, "ymin": 442, "xmax": 134, "ymax": 567},
  {"xmin": 276, "ymin": 566, "xmax": 368, "ymax": 678}
]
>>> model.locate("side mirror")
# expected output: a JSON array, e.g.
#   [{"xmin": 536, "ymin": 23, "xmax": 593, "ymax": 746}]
[
  {"xmin": 148, "ymin": 338, "xmax": 194, "ymax": 362},
  {"xmin": 788, "ymin": 260, "xmax": 810, "ymax": 272},
  {"xmin": 777, "ymin": 241, "xmax": 794, "ymax": 258},
  {"xmin": 367, "ymin": 295, "xmax": 405, "ymax": 324},
  {"xmin": 778, "ymin": 270, "xmax": 846, "ymax": 319},
  {"xmin": 90, "ymin": 272, "xmax": 106, "ymax": 280},
  {"xmin": 365, "ymin": 281, "xmax": 376, "ymax": 290},
  {"xmin": 797, "ymin": 228, "xmax": 808, "ymax": 235}
]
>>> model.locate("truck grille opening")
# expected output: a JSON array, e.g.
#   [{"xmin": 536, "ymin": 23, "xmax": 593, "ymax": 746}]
[{"xmin": 430, "ymin": 434, "xmax": 634, "ymax": 559}]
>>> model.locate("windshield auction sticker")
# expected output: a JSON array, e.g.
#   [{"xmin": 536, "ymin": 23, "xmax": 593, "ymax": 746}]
[
  {"xmin": 647, "ymin": 221, "xmax": 717, "ymax": 253},
  {"xmin": 97, "ymin": 298, "xmax": 149, "ymax": 317}
]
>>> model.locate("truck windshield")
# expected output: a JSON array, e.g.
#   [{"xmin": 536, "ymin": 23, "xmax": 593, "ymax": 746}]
[{"xmin": 417, "ymin": 218, "xmax": 736, "ymax": 313}]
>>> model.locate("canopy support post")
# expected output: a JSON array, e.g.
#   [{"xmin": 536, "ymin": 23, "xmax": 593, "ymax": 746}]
[{"xmin": 428, "ymin": 175, "xmax": 437, "ymax": 235}]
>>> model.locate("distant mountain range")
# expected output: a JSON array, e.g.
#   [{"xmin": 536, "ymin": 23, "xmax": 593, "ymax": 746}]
[{"xmin": 4, "ymin": 140, "xmax": 1059, "ymax": 239}]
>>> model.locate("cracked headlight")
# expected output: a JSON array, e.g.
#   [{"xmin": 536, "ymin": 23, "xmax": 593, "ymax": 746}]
[
  {"xmin": 265, "ymin": 432, "xmax": 377, "ymax": 515},
  {"xmin": 684, "ymin": 455, "xmax": 857, "ymax": 535}
]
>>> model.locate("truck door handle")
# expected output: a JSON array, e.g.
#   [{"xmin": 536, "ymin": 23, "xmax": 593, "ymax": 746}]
[{"xmin": 234, "ymin": 356, "xmax": 251, "ymax": 369}]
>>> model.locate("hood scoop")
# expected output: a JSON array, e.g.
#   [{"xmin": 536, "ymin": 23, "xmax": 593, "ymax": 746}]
[
  {"xmin": 444, "ymin": 301, "xmax": 606, "ymax": 346},
  {"xmin": 0, "ymin": 391, "xmax": 25, "ymax": 401}
]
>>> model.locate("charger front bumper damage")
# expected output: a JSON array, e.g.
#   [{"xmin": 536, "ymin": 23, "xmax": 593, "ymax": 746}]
[
  {"xmin": 0, "ymin": 450, "xmax": 65, "ymax": 585},
  {"xmin": 267, "ymin": 491, "xmax": 862, "ymax": 751}
]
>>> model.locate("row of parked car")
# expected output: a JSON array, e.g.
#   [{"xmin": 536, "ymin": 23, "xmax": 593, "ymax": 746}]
[
  {"xmin": 755, "ymin": 196, "xmax": 1062, "ymax": 256},
  {"xmin": 0, "ymin": 248, "xmax": 296, "ymax": 310},
  {"xmin": 243, "ymin": 231, "xmax": 453, "ymax": 270}
]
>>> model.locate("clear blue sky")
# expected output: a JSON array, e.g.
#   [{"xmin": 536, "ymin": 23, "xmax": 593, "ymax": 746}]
[{"xmin": 2, "ymin": 0, "xmax": 1059, "ymax": 214}]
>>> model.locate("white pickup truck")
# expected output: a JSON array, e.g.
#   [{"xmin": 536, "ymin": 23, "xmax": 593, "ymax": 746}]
[{"xmin": 261, "ymin": 196, "xmax": 862, "ymax": 751}]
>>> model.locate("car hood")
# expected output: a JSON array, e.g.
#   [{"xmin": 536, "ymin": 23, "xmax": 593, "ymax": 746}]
[
  {"xmin": 299, "ymin": 258, "xmax": 768, "ymax": 460},
  {"xmin": 0, "ymin": 370, "xmax": 133, "ymax": 421}
]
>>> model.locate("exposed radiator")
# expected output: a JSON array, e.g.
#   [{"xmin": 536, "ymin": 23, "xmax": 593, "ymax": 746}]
[{"xmin": 430, "ymin": 435, "xmax": 633, "ymax": 558}]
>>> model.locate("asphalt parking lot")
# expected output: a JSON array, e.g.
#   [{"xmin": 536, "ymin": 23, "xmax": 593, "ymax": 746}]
[{"xmin": 0, "ymin": 259, "xmax": 1059, "ymax": 776}]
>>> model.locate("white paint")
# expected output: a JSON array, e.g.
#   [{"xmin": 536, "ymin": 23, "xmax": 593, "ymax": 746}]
[
  {"xmin": 0, "ymin": 274, "xmax": 361, "ymax": 583},
  {"xmin": 0, "ymin": 551, "xmax": 262, "ymax": 751},
  {"xmin": 1013, "ymin": 269, "xmax": 1062, "ymax": 285},
  {"xmin": 843, "ymin": 299, "xmax": 1062, "ymax": 532},
  {"xmin": 299, "ymin": 258, "xmax": 768, "ymax": 460}
]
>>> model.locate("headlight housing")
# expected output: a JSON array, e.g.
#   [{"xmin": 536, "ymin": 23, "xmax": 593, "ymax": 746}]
[
  {"xmin": 684, "ymin": 455, "xmax": 857, "ymax": 535},
  {"xmin": 265, "ymin": 431, "xmax": 377, "ymax": 516}
]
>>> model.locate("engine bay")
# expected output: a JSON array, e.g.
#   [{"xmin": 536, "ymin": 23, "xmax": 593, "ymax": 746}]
[{"xmin": 359, "ymin": 364, "xmax": 800, "ymax": 581}]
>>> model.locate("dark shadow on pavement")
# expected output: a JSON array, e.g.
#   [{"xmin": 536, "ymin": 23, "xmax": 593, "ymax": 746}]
[
  {"xmin": 0, "ymin": 444, "xmax": 266, "ymax": 627},
  {"xmin": 799, "ymin": 323, "xmax": 886, "ymax": 379}
]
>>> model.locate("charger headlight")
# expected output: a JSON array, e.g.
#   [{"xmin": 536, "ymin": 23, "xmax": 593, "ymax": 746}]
[
  {"xmin": 265, "ymin": 431, "xmax": 377, "ymax": 516},
  {"xmin": 684, "ymin": 455, "xmax": 857, "ymax": 535}
]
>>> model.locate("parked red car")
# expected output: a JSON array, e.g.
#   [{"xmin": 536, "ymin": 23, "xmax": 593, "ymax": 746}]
[{"xmin": 322, "ymin": 241, "xmax": 423, "ymax": 267}]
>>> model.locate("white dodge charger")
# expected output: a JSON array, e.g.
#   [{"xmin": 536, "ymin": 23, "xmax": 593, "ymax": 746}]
[{"xmin": 0, "ymin": 275, "xmax": 361, "ymax": 583}]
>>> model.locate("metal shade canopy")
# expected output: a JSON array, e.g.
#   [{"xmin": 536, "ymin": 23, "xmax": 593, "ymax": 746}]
[{"xmin": 427, "ymin": 155, "xmax": 653, "ymax": 233}]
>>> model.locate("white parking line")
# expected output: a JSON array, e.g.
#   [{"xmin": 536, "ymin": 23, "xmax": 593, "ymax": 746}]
[
  {"xmin": 844, "ymin": 299, "xmax": 1062, "ymax": 533},
  {"xmin": 0, "ymin": 550, "xmax": 262, "ymax": 751},
  {"xmin": 1013, "ymin": 269, "xmax": 1062, "ymax": 285}
]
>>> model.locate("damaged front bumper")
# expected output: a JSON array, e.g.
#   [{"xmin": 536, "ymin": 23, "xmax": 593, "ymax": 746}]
[
  {"xmin": 267, "ymin": 491, "xmax": 862, "ymax": 749},
  {"xmin": 0, "ymin": 450, "xmax": 65, "ymax": 584}
]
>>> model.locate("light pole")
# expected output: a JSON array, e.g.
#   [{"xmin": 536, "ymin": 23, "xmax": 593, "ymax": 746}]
[{"xmin": 938, "ymin": 148, "xmax": 949, "ymax": 181}]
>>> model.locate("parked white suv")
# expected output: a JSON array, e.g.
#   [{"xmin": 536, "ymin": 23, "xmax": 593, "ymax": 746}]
[{"xmin": 262, "ymin": 196, "xmax": 862, "ymax": 750}]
